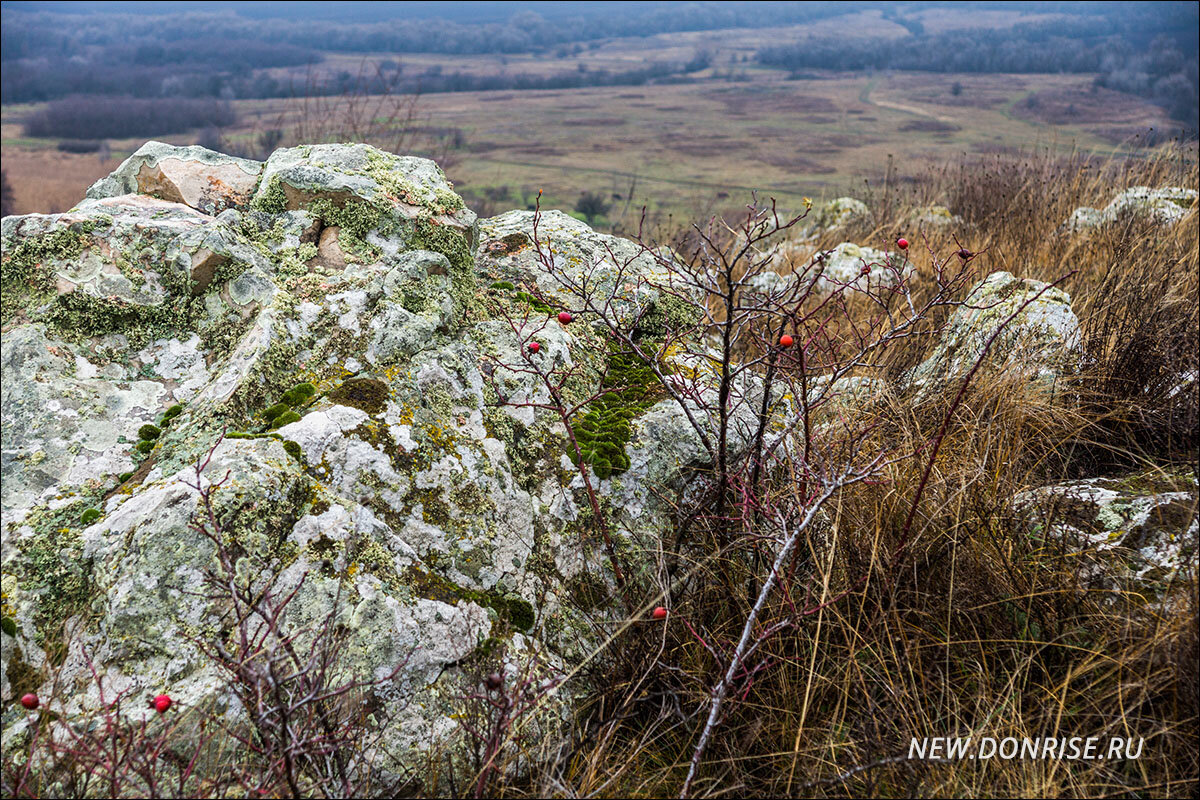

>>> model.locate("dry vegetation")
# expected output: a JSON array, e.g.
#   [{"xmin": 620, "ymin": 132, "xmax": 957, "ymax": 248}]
[{"xmin": 480, "ymin": 146, "xmax": 1197, "ymax": 799}]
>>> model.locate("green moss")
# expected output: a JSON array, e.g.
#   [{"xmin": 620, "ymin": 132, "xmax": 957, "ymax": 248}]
[
  {"xmin": 135, "ymin": 440, "xmax": 155, "ymax": 454},
  {"xmin": 137, "ymin": 424, "xmax": 161, "ymax": 441},
  {"xmin": 280, "ymin": 382, "xmax": 317, "ymax": 408},
  {"xmin": 639, "ymin": 293, "xmax": 702, "ymax": 337},
  {"xmin": 253, "ymin": 177, "xmax": 288, "ymax": 214},
  {"xmin": 117, "ymin": 471, "xmax": 134, "ymax": 483},
  {"xmin": 270, "ymin": 410, "xmax": 302, "ymax": 429},
  {"xmin": 1, "ymin": 616, "xmax": 18, "ymax": 637},
  {"xmin": 263, "ymin": 402, "xmax": 291, "ymax": 422},
  {"xmin": 1, "ymin": 225, "xmax": 91, "ymax": 322},
  {"xmin": 490, "ymin": 281, "xmax": 515, "ymax": 291},
  {"xmin": 282, "ymin": 439, "xmax": 305, "ymax": 463},
  {"xmin": 404, "ymin": 565, "xmax": 536, "ymax": 633},
  {"xmin": 15, "ymin": 499, "xmax": 98, "ymax": 647},
  {"xmin": 571, "ymin": 348, "xmax": 664, "ymax": 479},
  {"xmin": 160, "ymin": 404, "xmax": 184, "ymax": 424},
  {"xmin": 327, "ymin": 377, "xmax": 389, "ymax": 415},
  {"xmin": 79, "ymin": 508, "xmax": 101, "ymax": 525},
  {"xmin": 412, "ymin": 219, "xmax": 475, "ymax": 314}
]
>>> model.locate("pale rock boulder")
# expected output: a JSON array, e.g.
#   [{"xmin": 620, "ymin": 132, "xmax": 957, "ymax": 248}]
[
  {"xmin": 475, "ymin": 209, "xmax": 676, "ymax": 327},
  {"xmin": 760, "ymin": 241, "xmax": 913, "ymax": 297},
  {"xmin": 1063, "ymin": 185, "xmax": 1198, "ymax": 232},
  {"xmin": 908, "ymin": 271, "xmax": 1081, "ymax": 394},
  {"xmin": 86, "ymin": 141, "xmax": 263, "ymax": 216}
]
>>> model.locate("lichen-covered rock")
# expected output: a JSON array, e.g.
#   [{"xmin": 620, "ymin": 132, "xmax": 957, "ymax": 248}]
[
  {"xmin": 760, "ymin": 241, "xmax": 913, "ymax": 297},
  {"xmin": 908, "ymin": 271, "xmax": 1080, "ymax": 394},
  {"xmin": 86, "ymin": 141, "xmax": 263, "ymax": 216},
  {"xmin": 1, "ymin": 142, "xmax": 729, "ymax": 776},
  {"xmin": 1014, "ymin": 470, "xmax": 1198, "ymax": 593},
  {"xmin": 810, "ymin": 197, "xmax": 870, "ymax": 231},
  {"xmin": 1062, "ymin": 185, "xmax": 1198, "ymax": 232},
  {"xmin": 908, "ymin": 204, "xmax": 962, "ymax": 228},
  {"xmin": 475, "ymin": 209, "xmax": 674, "ymax": 326}
]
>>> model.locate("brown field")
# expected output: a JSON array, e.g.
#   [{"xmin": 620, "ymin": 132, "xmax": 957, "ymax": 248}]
[{"xmin": 0, "ymin": 5, "xmax": 1179, "ymax": 225}]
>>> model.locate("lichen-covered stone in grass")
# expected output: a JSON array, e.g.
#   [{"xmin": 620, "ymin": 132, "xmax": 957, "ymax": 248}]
[
  {"xmin": 1014, "ymin": 470, "xmax": 1198, "ymax": 595},
  {"xmin": 907, "ymin": 270, "xmax": 1081, "ymax": 395},
  {"xmin": 1062, "ymin": 185, "xmax": 1198, "ymax": 232}
]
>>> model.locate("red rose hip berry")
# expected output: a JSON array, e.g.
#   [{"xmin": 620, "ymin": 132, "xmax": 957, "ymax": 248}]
[
  {"xmin": 557, "ymin": 311, "xmax": 573, "ymax": 324},
  {"xmin": 20, "ymin": 693, "xmax": 39, "ymax": 710},
  {"xmin": 896, "ymin": 238, "xmax": 909, "ymax": 250},
  {"xmin": 152, "ymin": 694, "xmax": 172, "ymax": 714},
  {"xmin": 779, "ymin": 334, "xmax": 794, "ymax": 348},
  {"xmin": 528, "ymin": 342, "xmax": 540, "ymax": 354},
  {"xmin": 651, "ymin": 606, "xmax": 668, "ymax": 620}
]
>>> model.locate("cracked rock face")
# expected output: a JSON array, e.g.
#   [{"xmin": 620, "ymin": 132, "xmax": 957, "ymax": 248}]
[{"xmin": 0, "ymin": 141, "xmax": 722, "ymax": 777}]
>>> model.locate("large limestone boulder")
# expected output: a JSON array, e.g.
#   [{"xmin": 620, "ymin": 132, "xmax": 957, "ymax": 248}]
[
  {"xmin": 908, "ymin": 271, "xmax": 1081, "ymax": 393},
  {"xmin": 86, "ymin": 141, "xmax": 263, "ymax": 216},
  {"xmin": 0, "ymin": 143, "xmax": 735, "ymax": 779}
]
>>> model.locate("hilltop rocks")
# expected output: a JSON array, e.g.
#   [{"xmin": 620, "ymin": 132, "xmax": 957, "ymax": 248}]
[
  {"xmin": 86, "ymin": 141, "xmax": 263, "ymax": 216},
  {"xmin": 809, "ymin": 197, "xmax": 869, "ymax": 231},
  {"xmin": 1063, "ymin": 185, "xmax": 1198, "ymax": 232},
  {"xmin": 908, "ymin": 271, "xmax": 1081, "ymax": 393},
  {"xmin": 762, "ymin": 241, "xmax": 913, "ymax": 297},
  {"xmin": 0, "ymin": 142, "xmax": 727, "ymax": 777}
]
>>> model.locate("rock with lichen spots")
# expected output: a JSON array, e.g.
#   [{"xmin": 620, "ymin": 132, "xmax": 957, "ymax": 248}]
[
  {"xmin": 1062, "ymin": 185, "xmax": 1198, "ymax": 232},
  {"xmin": 908, "ymin": 270, "xmax": 1081, "ymax": 394},
  {"xmin": 86, "ymin": 141, "xmax": 263, "ymax": 216},
  {"xmin": 1014, "ymin": 470, "xmax": 1198, "ymax": 594},
  {"xmin": 476, "ymin": 209, "xmax": 682, "ymax": 327}
]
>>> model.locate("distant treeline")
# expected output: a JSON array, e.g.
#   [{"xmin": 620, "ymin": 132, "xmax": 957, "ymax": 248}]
[
  {"xmin": 757, "ymin": 6, "xmax": 1199, "ymax": 128},
  {"xmin": 23, "ymin": 96, "xmax": 236, "ymax": 139}
]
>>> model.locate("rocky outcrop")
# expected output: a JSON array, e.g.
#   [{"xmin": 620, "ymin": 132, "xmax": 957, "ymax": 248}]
[
  {"xmin": 0, "ymin": 142, "xmax": 729, "ymax": 776},
  {"xmin": 1014, "ymin": 470, "xmax": 1198, "ymax": 594}
]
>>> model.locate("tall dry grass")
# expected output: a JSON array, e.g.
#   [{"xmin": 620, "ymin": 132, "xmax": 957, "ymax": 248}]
[{"xmin": 506, "ymin": 145, "xmax": 1198, "ymax": 799}]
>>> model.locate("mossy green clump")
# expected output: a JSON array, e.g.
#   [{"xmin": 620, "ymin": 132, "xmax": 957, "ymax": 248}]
[
  {"xmin": 327, "ymin": 377, "xmax": 388, "ymax": 415},
  {"xmin": 160, "ymin": 404, "xmax": 184, "ymax": 424},
  {"xmin": 412, "ymin": 218, "xmax": 474, "ymax": 312},
  {"xmin": 282, "ymin": 439, "xmax": 304, "ymax": 463},
  {"xmin": 280, "ymin": 382, "xmax": 317, "ymax": 408},
  {"xmin": 514, "ymin": 291, "xmax": 554, "ymax": 314},
  {"xmin": 15, "ymin": 500, "xmax": 97, "ymax": 646},
  {"xmin": 117, "ymin": 472, "xmax": 134, "ymax": 483},
  {"xmin": 79, "ymin": 508, "xmax": 101, "ymax": 525},
  {"xmin": 490, "ymin": 281, "xmax": 516, "ymax": 291},
  {"xmin": 0, "ymin": 616, "xmax": 17, "ymax": 637},
  {"xmin": 571, "ymin": 348, "xmax": 664, "ymax": 479},
  {"xmin": 137, "ymin": 424, "xmax": 161, "ymax": 441},
  {"xmin": 135, "ymin": 440, "xmax": 155, "ymax": 454},
  {"xmin": 262, "ymin": 402, "xmax": 292, "ymax": 423},
  {"xmin": 270, "ymin": 411, "xmax": 302, "ymax": 429},
  {"xmin": 639, "ymin": 294, "xmax": 703, "ymax": 338},
  {"xmin": 1, "ymin": 225, "xmax": 92, "ymax": 321}
]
